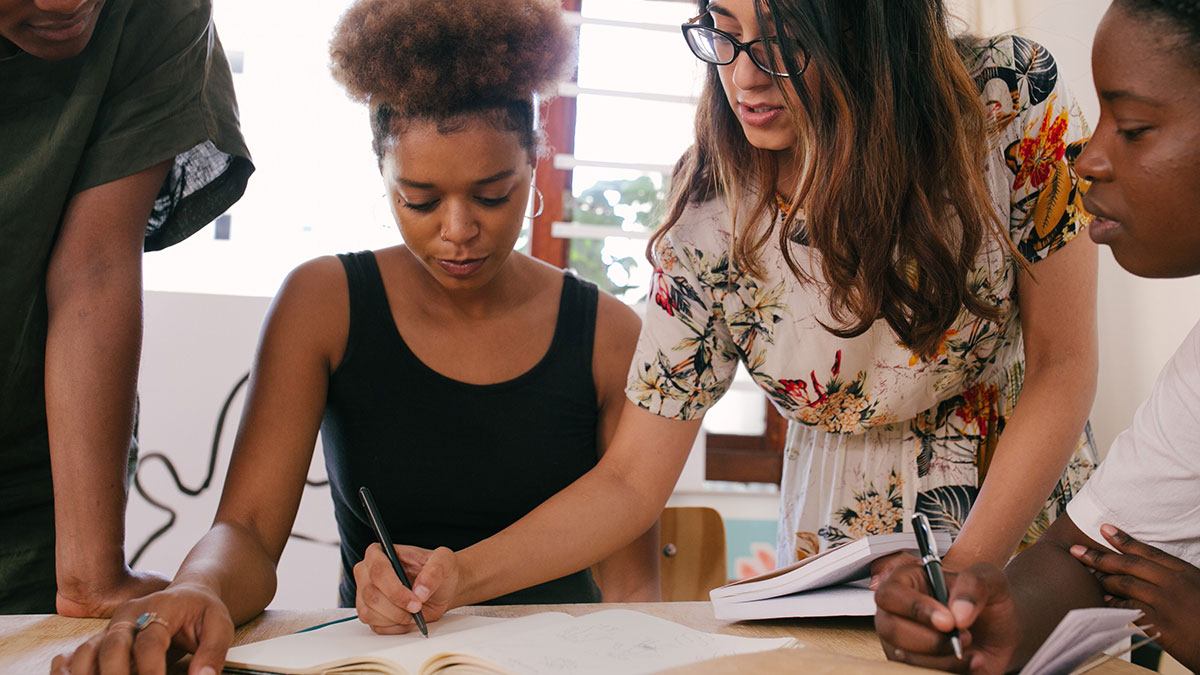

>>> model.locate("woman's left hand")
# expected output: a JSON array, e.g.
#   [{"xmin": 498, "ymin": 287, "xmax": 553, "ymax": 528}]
[{"xmin": 1070, "ymin": 524, "xmax": 1200, "ymax": 671}]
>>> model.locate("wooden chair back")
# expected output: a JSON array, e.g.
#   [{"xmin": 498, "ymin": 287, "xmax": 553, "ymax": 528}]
[{"xmin": 659, "ymin": 506, "xmax": 727, "ymax": 602}]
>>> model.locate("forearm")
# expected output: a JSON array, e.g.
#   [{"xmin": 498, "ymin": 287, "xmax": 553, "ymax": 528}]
[
  {"xmin": 1003, "ymin": 539, "xmax": 1107, "ymax": 669},
  {"xmin": 171, "ymin": 522, "xmax": 281, "ymax": 625},
  {"xmin": 594, "ymin": 521, "xmax": 662, "ymax": 602},
  {"xmin": 45, "ymin": 257, "xmax": 143, "ymax": 593},
  {"xmin": 457, "ymin": 462, "xmax": 667, "ymax": 607},
  {"xmin": 945, "ymin": 368, "xmax": 1093, "ymax": 569}
]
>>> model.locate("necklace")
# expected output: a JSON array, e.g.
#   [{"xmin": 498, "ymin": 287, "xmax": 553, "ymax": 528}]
[{"xmin": 774, "ymin": 193, "xmax": 810, "ymax": 246}]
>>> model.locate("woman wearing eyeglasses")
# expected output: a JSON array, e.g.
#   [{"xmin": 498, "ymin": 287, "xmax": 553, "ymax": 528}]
[
  {"xmin": 651, "ymin": 0, "xmax": 1101, "ymax": 573},
  {"xmin": 344, "ymin": 0, "xmax": 1100, "ymax": 632}
]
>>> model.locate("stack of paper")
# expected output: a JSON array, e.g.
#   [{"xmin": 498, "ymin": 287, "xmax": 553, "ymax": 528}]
[{"xmin": 1020, "ymin": 607, "xmax": 1144, "ymax": 675}]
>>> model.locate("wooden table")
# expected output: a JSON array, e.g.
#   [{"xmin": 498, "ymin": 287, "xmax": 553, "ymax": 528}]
[{"xmin": 0, "ymin": 602, "xmax": 1149, "ymax": 673}]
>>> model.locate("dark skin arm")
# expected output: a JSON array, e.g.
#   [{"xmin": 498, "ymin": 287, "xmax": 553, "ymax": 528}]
[
  {"xmin": 47, "ymin": 161, "xmax": 174, "ymax": 618},
  {"xmin": 1073, "ymin": 524, "xmax": 1200, "ymax": 671},
  {"xmin": 874, "ymin": 514, "xmax": 1108, "ymax": 674}
]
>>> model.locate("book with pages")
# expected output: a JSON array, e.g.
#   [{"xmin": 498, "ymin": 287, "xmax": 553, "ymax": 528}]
[{"xmin": 709, "ymin": 531, "xmax": 953, "ymax": 620}]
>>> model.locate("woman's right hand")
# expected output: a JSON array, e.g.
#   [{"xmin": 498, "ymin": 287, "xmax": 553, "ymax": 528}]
[
  {"xmin": 50, "ymin": 582, "xmax": 234, "ymax": 675},
  {"xmin": 354, "ymin": 544, "xmax": 459, "ymax": 633}
]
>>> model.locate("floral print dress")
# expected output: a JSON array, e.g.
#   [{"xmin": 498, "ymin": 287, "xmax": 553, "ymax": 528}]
[{"xmin": 626, "ymin": 36, "xmax": 1098, "ymax": 566}]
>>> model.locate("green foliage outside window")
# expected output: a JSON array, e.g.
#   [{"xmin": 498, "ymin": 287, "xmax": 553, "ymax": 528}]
[{"xmin": 569, "ymin": 175, "xmax": 667, "ymax": 303}]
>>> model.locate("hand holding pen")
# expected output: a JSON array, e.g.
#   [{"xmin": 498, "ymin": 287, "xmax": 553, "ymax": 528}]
[
  {"xmin": 358, "ymin": 486, "xmax": 430, "ymax": 637},
  {"xmin": 912, "ymin": 513, "xmax": 963, "ymax": 660},
  {"xmin": 875, "ymin": 522, "xmax": 1026, "ymax": 672}
]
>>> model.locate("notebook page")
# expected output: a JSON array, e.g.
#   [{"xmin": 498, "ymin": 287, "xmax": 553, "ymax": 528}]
[
  {"xmin": 224, "ymin": 613, "xmax": 551, "ymax": 673},
  {"xmin": 426, "ymin": 609, "xmax": 797, "ymax": 675},
  {"xmin": 1019, "ymin": 608, "xmax": 1142, "ymax": 675}
]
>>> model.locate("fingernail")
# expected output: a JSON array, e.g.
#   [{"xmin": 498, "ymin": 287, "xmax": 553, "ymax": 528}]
[
  {"xmin": 951, "ymin": 599, "xmax": 974, "ymax": 623},
  {"xmin": 200, "ymin": 667, "xmax": 217, "ymax": 675},
  {"xmin": 1101, "ymin": 523, "xmax": 1118, "ymax": 537},
  {"xmin": 414, "ymin": 584, "xmax": 431, "ymax": 601},
  {"xmin": 1104, "ymin": 594, "xmax": 1113, "ymax": 602},
  {"xmin": 1070, "ymin": 545, "xmax": 1088, "ymax": 557},
  {"xmin": 869, "ymin": 575, "xmax": 880, "ymax": 590},
  {"xmin": 406, "ymin": 601, "xmax": 422, "ymax": 613},
  {"xmin": 934, "ymin": 608, "xmax": 954, "ymax": 626}
]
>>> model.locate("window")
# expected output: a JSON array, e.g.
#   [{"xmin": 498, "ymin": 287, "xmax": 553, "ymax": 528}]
[{"xmin": 540, "ymin": 0, "xmax": 786, "ymax": 483}]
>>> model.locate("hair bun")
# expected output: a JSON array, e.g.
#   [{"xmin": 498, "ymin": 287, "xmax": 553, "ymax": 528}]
[{"xmin": 330, "ymin": 0, "xmax": 576, "ymax": 115}]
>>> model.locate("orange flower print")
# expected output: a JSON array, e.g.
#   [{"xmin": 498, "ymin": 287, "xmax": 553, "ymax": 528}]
[
  {"xmin": 793, "ymin": 532, "xmax": 819, "ymax": 562},
  {"xmin": 908, "ymin": 329, "xmax": 958, "ymax": 367},
  {"xmin": 1013, "ymin": 102, "xmax": 1069, "ymax": 191}
]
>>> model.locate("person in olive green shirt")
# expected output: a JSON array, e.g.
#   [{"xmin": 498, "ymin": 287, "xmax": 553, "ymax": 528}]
[{"xmin": 0, "ymin": 0, "xmax": 252, "ymax": 615}]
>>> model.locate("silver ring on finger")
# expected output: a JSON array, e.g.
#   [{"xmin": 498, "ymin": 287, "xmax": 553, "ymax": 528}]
[{"xmin": 134, "ymin": 611, "xmax": 170, "ymax": 634}]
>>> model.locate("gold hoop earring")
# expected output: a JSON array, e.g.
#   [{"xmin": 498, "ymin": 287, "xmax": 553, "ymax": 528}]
[{"xmin": 528, "ymin": 186, "xmax": 545, "ymax": 219}]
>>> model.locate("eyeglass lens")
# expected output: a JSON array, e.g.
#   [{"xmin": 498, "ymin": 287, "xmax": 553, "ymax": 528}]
[{"xmin": 685, "ymin": 27, "xmax": 792, "ymax": 76}]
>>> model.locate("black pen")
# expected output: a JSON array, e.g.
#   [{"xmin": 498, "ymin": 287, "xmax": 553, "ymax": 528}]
[
  {"xmin": 912, "ymin": 513, "xmax": 962, "ymax": 660},
  {"xmin": 358, "ymin": 486, "xmax": 429, "ymax": 637}
]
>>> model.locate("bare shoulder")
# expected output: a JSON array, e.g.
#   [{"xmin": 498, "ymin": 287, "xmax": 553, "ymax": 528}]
[
  {"xmin": 595, "ymin": 291, "xmax": 641, "ymax": 351},
  {"xmin": 592, "ymin": 289, "xmax": 642, "ymax": 386},
  {"xmin": 265, "ymin": 255, "xmax": 350, "ymax": 368},
  {"xmin": 275, "ymin": 255, "xmax": 348, "ymax": 314}
]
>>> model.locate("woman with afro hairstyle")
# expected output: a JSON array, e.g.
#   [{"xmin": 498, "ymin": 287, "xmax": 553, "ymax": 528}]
[{"xmin": 54, "ymin": 0, "xmax": 658, "ymax": 671}]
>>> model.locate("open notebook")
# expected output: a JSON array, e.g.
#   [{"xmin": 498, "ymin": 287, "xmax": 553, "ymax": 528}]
[{"xmin": 222, "ymin": 609, "xmax": 798, "ymax": 674}]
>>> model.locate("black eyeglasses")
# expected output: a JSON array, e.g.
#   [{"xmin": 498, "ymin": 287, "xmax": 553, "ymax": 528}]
[{"xmin": 681, "ymin": 13, "xmax": 809, "ymax": 77}]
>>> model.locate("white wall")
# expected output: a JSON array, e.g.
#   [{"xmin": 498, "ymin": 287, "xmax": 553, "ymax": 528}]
[{"xmin": 132, "ymin": 292, "xmax": 341, "ymax": 608}]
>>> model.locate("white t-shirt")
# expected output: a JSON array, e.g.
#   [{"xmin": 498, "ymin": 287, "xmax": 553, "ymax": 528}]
[{"xmin": 1067, "ymin": 319, "xmax": 1200, "ymax": 564}]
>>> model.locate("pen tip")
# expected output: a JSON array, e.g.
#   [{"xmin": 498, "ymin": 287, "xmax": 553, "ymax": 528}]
[{"xmin": 952, "ymin": 637, "xmax": 963, "ymax": 661}]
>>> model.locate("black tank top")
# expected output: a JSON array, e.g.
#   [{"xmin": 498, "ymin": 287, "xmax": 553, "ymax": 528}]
[{"xmin": 322, "ymin": 251, "xmax": 603, "ymax": 607}]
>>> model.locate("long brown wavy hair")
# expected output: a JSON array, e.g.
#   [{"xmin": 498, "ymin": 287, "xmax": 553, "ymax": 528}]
[{"xmin": 652, "ymin": 0, "xmax": 1014, "ymax": 360}]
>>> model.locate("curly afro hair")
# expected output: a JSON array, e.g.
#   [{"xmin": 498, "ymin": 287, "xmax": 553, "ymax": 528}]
[{"xmin": 330, "ymin": 0, "xmax": 576, "ymax": 160}]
